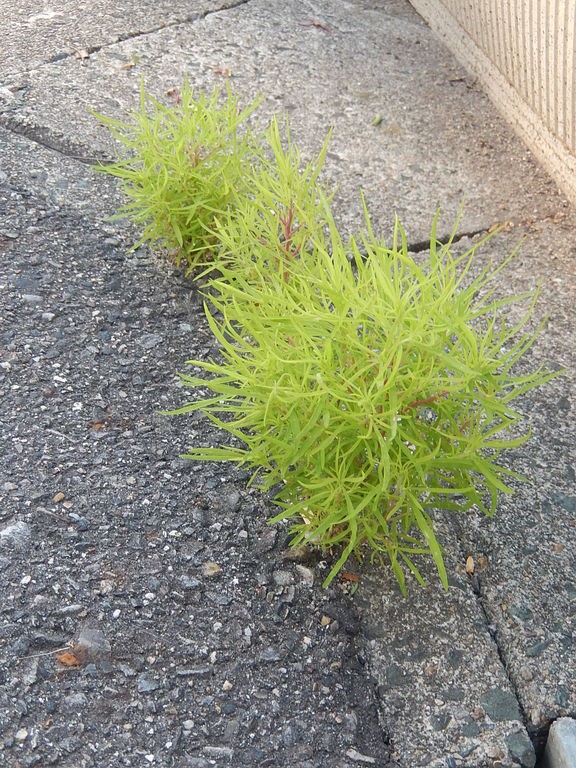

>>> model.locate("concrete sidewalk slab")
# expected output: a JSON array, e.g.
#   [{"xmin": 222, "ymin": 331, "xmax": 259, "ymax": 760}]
[
  {"xmin": 449, "ymin": 221, "xmax": 576, "ymax": 753},
  {"xmin": 1, "ymin": 0, "xmax": 242, "ymax": 80},
  {"xmin": 0, "ymin": 0, "xmax": 565, "ymax": 244},
  {"xmin": 356, "ymin": 538, "xmax": 537, "ymax": 768}
]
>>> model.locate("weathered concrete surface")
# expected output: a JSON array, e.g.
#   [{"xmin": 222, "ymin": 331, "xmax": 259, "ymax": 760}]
[
  {"xmin": 1, "ymin": 1, "xmax": 574, "ymax": 766},
  {"xmin": 356, "ymin": 545, "xmax": 538, "ymax": 768},
  {"xmin": 0, "ymin": 124, "xmax": 122, "ymax": 219},
  {"xmin": 1, "ymin": 0, "xmax": 245, "ymax": 80},
  {"xmin": 0, "ymin": 0, "xmax": 565, "ymax": 243},
  {"xmin": 450, "ymin": 221, "xmax": 576, "ymax": 752}
]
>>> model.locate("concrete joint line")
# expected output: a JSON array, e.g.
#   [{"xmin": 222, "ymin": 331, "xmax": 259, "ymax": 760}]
[
  {"xmin": 475, "ymin": 590, "xmax": 531, "ymax": 733},
  {"xmin": 0, "ymin": 115, "xmax": 105, "ymax": 165},
  {"xmin": 8, "ymin": 0, "xmax": 254, "ymax": 82}
]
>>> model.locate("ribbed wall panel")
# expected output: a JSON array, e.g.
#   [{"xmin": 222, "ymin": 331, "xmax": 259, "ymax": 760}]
[
  {"xmin": 416, "ymin": 0, "xmax": 576, "ymax": 154},
  {"xmin": 409, "ymin": 0, "xmax": 576, "ymax": 203}
]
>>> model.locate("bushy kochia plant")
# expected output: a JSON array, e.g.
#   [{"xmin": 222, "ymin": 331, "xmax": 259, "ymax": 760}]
[
  {"xmin": 97, "ymin": 82, "xmax": 559, "ymax": 591},
  {"xmin": 94, "ymin": 81, "xmax": 261, "ymax": 268},
  {"xmin": 175, "ymin": 195, "xmax": 558, "ymax": 591}
]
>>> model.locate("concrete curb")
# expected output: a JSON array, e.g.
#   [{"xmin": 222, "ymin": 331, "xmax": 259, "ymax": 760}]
[{"xmin": 543, "ymin": 719, "xmax": 576, "ymax": 768}]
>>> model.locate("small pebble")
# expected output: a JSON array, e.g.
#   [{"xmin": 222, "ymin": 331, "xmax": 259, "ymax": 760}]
[
  {"xmin": 138, "ymin": 674, "xmax": 160, "ymax": 693},
  {"xmin": 76, "ymin": 627, "xmax": 111, "ymax": 659},
  {"xmin": 0, "ymin": 521, "xmax": 31, "ymax": 551},
  {"xmin": 180, "ymin": 575, "xmax": 201, "ymax": 590},
  {"xmin": 295, "ymin": 564, "xmax": 315, "ymax": 585},
  {"xmin": 345, "ymin": 747, "xmax": 376, "ymax": 764},
  {"xmin": 63, "ymin": 693, "xmax": 89, "ymax": 709},
  {"xmin": 201, "ymin": 562, "xmax": 222, "ymax": 577},
  {"xmin": 272, "ymin": 570, "xmax": 293, "ymax": 587},
  {"xmin": 202, "ymin": 746, "xmax": 233, "ymax": 759},
  {"xmin": 139, "ymin": 333, "xmax": 163, "ymax": 350},
  {"xmin": 56, "ymin": 604, "xmax": 84, "ymax": 615}
]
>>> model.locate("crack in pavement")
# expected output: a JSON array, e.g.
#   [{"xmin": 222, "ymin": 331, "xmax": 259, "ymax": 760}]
[
  {"xmin": 0, "ymin": 112, "xmax": 560, "ymax": 255},
  {"xmin": 0, "ymin": 0, "xmax": 256, "ymax": 164},
  {"xmin": 407, "ymin": 228, "xmax": 489, "ymax": 253},
  {"xmin": 0, "ymin": 114, "xmax": 105, "ymax": 165},
  {"xmin": 473, "ymin": 588, "xmax": 545, "ymax": 756},
  {"xmin": 464, "ymin": 555, "xmax": 552, "ymax": 760},
  {"xmin": 449, "ymin": 513, "xmax": 547, "ymax": 761},
  {"xmin": 2, "ymin": 0, "xmax": 255, "ymax": 83},
  {"xmin": 0, "ymin": 117, "xmax": 553, "ymax": 255}
]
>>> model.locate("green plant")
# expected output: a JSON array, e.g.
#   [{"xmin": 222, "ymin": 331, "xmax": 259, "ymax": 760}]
[
  {"xmin": 94, "ymin": 80, "xmax": 261, "ymax": 269},
  {"xmin": 96, "ymin": 82, "xmax": 559, "ymax": 592},
  {"xmin": 175, "ymin": 194, "xmax": 558, "ymax": 592},
  {"xmin": 203, "ymin": 115, "xmax": 333, "ymax": 286}
]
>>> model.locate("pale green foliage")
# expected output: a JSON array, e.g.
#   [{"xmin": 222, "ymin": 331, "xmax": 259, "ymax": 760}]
[
  {"xmin": 94, "ymin": 81, "xmax": 261, "ymax": 267},
  {"xmin": 173, "ymin": 131, "xmax": 558, "ymax": 590},
  {"xmin": 209, "ymin": 116, "xmax": 332, "ymax": 279},
  {"xmin": 97, "ymin": 82, "xmax": 559, "ymax": 592}
]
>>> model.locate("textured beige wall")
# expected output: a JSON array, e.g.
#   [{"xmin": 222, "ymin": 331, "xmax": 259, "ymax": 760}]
[{"xmin": 409, "ymin": 0, "xmax": 576, "ymax": 205}]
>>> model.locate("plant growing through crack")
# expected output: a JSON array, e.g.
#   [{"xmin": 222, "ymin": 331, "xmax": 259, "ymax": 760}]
[
  {"xmin": 171, "ymin": 121, "xmax": 558, "ymax": 590},
  {"xmin": 97, "ymin": 83, "xmax": 560, "ymax": 591},
  {"xmin": 94, "ymin": 80, "xmax": 261, "ymax": 268}
]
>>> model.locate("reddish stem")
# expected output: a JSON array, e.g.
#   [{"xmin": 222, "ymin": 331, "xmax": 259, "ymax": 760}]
[
  {"xmin": 403, "ymin": 391, "xmax": 449, "ymax": 412},
  {"xmin": 276, "ymin": 204, "xmax": 302, "ymax": 281}
]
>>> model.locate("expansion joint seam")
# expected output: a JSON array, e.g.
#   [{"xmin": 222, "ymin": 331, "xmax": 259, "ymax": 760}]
[
  {"xmin": 474, "ymin": 590, "xmax": 535, "ymax": 743},
  {"xmin": 6, "ymin": 0, "xmax": 255, "ymax": 78},
  {"xmin": 0, "ymin": 115, "xmax": 103, "ymax": 165}
]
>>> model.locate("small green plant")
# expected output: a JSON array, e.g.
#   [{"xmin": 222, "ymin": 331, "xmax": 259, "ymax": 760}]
[
  {"xmin": 205, "ymin": 115, "xmax": 333, "ymax": 284},
  {"xmin": 94, "ymin": 80, "xmax": 261, "ymax": 268},
  {"xmin": 175, "ymin": 194, "xmax": 558, "ymax": 591}
]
